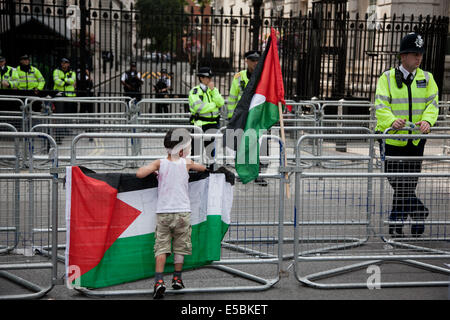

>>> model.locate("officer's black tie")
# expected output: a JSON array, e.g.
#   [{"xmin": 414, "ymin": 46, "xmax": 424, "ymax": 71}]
[{"xmin": 406, "ymin": 73, "xmax": 413, "ymax": 85}]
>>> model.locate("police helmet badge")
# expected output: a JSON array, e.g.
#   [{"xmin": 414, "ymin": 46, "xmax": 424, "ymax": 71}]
[{"xmin": 415, "ymin": 35, "xmax": 424, "ymax": 48}]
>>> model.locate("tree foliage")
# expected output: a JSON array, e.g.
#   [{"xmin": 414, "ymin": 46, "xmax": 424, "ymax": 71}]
[
  {"xmin": 135, "ymin": 0, "xmax": 186, "ymax": 51},
  {"xmin": 135, "ymin": 0, "xmax": 213, "ymax": 52}
]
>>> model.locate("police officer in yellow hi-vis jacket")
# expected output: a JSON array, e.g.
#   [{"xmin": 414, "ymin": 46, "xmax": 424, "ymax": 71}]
[
  {"xmin": 188, "ymin": 67, "xmax": 224, "ymax": 166},
  {"xmin": 0, "ymin": 56, "xmax": 16, "ymax": 90},
  {"xmin": 375, "ymin": 32, "xmax": 439, "ymax": 237},
  {"xmin": 53, "ymin": 57, "xmax": 77, "ymax": 113},
  {"xmin": 227, "ymin": 50, "xmax": 260, "ymax": 120},
  {"xmin": 14, "ymin": 55, "xmax": 46, "ymax": 112}
]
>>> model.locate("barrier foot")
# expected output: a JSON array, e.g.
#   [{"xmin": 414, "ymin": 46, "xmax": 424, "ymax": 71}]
[
  {"xmin": 34, "ymin": 246, "xmax": 66, "ymax": 263},
  {"xmin": 0, "ymin": 270, "xmax": 53, "ymax": 300},
  {"xmin": 295, "ymin": 259, "xmax": 450, "ymax": 289},
  {"xmin": 74, "ymin": 264, "xmax": 279, "ymax": 298}
]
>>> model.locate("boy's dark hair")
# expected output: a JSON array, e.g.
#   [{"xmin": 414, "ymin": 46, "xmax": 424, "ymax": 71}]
[{"xmin": 164, "ymin": 128, "xmax": 190, "ymax": 149}]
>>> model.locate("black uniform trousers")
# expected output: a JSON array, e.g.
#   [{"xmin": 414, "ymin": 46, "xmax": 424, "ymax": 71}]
[
  {"xmin": 382, "ymin": 138, "xmax": 428, "ymax": 222},
  {"xmin": 191, "ymin": 122, "xmax": 219, "ymax": 164}
]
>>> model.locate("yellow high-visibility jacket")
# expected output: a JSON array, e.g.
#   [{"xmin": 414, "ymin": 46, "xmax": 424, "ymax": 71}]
[
  {"xmin": 0, "ymin": 66, "xmax": 17, "ymax": 89},
  {"xmin": 188, "ymin": 85, "xmax": 224, "ymax": 127},
  {"xmin": 375, "ymin": 67, "xmax": 439, "ymax": 146},
  {"xmin": 227, "ymin": 70, "xmax": 249, "ymax": 119},
  {"xmin": 14, "ymin": 66, "xmax": 45, "ymax": 91},
  {"xmin": 53, "ymin": 68, "xmax": 76, "ymax": 97}
]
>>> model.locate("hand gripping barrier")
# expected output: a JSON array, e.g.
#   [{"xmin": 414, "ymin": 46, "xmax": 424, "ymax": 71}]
[
  {"xmin": 289, "ymin": 133, "xmax": 450, "ymax": 289},
  {"xmin": 0, "ymin": 132, "xmax": 60, "ymax": 299},
  {"xmin": 67, "ymin": 133, "xmax": 288, "ymax": 297}
]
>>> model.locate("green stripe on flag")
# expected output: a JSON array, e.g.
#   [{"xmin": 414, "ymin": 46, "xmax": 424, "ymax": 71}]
[
  {"xmin": 76, "ymin": 215, "xmax": 228, "ymax": 289},
  {"xmin": 236, "ymin": 101, "xmax": 280, "ymax": 184}
]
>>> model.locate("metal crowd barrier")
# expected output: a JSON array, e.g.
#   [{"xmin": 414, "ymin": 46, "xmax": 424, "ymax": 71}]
[
  {"xmin": 30, "ymin": 124, "xmax": 204, "ymax": 170},
  {"xmin": 135, "ymin": 98, "xmax": 190, "ymax": 120},
  {"xmin": 290, "ymin": 133, "xmax": 450, "ymax": 289},
  {"xmin": 0, "ymin": 132, "xmax": 60, "ymax": 300}
]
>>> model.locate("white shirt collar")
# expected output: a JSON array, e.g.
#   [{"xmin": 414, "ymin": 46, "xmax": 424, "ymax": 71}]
[{"xmin": 399, "ymin": 65, "xmax": 416, "ymax": 80}]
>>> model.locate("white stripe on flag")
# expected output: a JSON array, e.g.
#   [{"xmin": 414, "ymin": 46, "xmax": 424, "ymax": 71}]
[
  {"xmin": 207, "ymin": 174, "xmax": 232, "ymax": 224},
  {"xmin": 249, "ymin": 93, "xmax": 266, "ymax": 111},
  {"xmin": 64, "ymin": 166, "xmax": 72, "ymax": 277},
  {"xmin": 117, "ymin": 188, "xmax": 158, "ymax": 238},
  {"xmin": 118, "ymin": 179, "xmax": 209, "ymax": 238}
]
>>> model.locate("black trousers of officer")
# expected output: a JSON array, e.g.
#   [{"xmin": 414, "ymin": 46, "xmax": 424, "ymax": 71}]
[
  {"xmin": 382, "ymin": 139, "xmax": 428, "ymax": 222},
  {"xmin": 155, "ymin": 92, "xmax": 169, "ymax": 113},
  {"xmin": 192, "ymin": 122, "xmax": 219, "ymax": 164}
]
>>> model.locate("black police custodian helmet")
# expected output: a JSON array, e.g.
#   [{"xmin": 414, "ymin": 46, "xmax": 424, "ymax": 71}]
[
  {"xmin": 399, "ymin": 33, "xmax": 425, "ymax": 54},
  {"xmin": 244, "ymin": 50, "xmax": 261, "ymax": 61},
  {"xmin": 197, "ymin": 67, "xmax": 213, "ymax": 78}
]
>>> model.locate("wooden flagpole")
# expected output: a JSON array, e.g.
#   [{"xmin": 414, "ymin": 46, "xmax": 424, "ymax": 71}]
[{"xmin": 278, "ymin": 102, "xmax": 290, "ymax": 199}]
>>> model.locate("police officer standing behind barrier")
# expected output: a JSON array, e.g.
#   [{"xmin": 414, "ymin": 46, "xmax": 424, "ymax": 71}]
[
  {"xmin": 14, "ymin": 55, "xmax": 45, "ymax": 112},
  {"xmin": 375, "ymin": 32, "xmax": 439, "ymax": 237},
  {"xmin": 188, "ymin": 67, "xmax": 224, "ymax": 167},
  {"xmin": 227, "ymin": 50, "xmax": 260, "ymax": 120},
  {"xmin": 0, "ymin": 56, "xmax": 19, "ymax": 114},
  {"xmin": 53, "ymin": 58, "xmax": 77, "ymax": 112},
  {"xmin": 154, "ymin": 68, "xmax": 171, "ymax": 113},
  {"xmin": 121, "ymin": 61, "xmax": 143, "ymax": 103},
  {"xmin": 0, "ymin": 56, "xmax": 17, "ymax": 91}
]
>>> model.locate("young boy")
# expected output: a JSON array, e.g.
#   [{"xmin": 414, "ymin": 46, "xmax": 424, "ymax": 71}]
[{"xmin": 136, "ymin": 129, "xmax": 206, "ymax": 299}]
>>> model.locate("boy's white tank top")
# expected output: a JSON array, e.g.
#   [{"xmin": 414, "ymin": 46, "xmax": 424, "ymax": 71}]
[{"xmin": 156, "ymin": 157, "xmax": 191, "ymax": 214}]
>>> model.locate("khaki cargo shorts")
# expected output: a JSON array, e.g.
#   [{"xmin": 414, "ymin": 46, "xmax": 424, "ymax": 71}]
[{"xmin": 154, "ymin": 212, "xmax": 192, "ymax": 257}]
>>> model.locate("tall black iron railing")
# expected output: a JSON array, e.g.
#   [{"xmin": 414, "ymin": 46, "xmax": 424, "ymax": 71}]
[{"xmin": 0, "ymin": 0, "xmax": 448, "ymax": 103}]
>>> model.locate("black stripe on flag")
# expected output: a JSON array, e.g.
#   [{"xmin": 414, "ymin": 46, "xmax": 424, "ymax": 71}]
[{"xmin": 77, "ymin": 166, "xmax": 234, "ymax": 193}]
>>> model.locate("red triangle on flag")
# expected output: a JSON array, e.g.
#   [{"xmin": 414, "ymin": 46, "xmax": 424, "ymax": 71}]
[{"xmin": 68, "ymin": 167, "xmax": 142, "ymax": 277}]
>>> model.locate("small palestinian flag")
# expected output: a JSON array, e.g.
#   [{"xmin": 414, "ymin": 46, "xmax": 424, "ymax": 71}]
[
  {"xmin": 227, "ymin": 27, "xmax": 286, "ymax": 184},
  {"xmin": 65, "ymin": 166, "xmax": 233, "ymax": 289}
]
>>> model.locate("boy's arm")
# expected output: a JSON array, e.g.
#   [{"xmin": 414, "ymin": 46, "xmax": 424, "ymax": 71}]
[
  {"xmin": 136, "ymin": 159, "xmax": 160, "ymax": 178},
  {"xmin": 186, "ymin": 159, "xmax": 206, "ymax": 172}
]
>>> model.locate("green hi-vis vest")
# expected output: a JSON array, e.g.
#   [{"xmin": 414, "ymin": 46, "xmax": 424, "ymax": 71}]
[
  {"xmin": 227, "ymin": 70, "xmax": 249, "ymax": 119},
  {"xmin": 15, "ymin": 66, "xmax": 45, "ymax": 90},
  {"xmin": 0, "ymin": 66, "xmax": 17, "ymax": 89},
  {"xmin": 188, "ymin": 85, "xmax": 224, "ymax": 126},
  {"xmin": 375, "ymin": 67, "xmax": 439, "ymax": 147},
  {"xmin": 53, "ymin": 68, "xmax": 76, "ymax": 97}
]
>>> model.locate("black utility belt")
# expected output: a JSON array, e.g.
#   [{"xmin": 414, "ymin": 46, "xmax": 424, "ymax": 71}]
[{"xmin": 190, "ymin": 114, "xmax": 220, "ymax": 122}]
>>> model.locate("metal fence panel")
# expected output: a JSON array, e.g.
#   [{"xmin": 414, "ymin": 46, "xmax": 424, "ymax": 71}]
[
  {"xmin": 292, "ymin": 134, "xmax": 450, "ymax": 288},
  {"xmin": 0, "ymin": 132, "xmax": 59, "ymax": 299}
]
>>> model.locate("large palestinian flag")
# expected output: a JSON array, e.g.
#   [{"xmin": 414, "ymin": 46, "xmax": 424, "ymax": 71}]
[
  {"xmin": 65, "ymin": 166, "xmax": 233, "ymax": 289},
  {"xmin": 226, "ymin": 27, "xmax": 286, "ymax": 184}
]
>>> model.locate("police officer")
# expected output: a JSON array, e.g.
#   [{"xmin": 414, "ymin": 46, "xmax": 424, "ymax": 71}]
[
  {"xmin": 189, "ymin": 67, "xmax": 224, "ymax": 166},
  {"xmin": 227, "ymin": 50, "xmax": 268, "ymax": 186},
  {"xmin": 14, "ymin": 55, "xmax": 45, "ymax": 111},
  {"xmin": 154, "ymin": 68, "xmax": 171, "ymax": 113},
  {"xmin": 0, "ymin": 56, "xmax": 20, "ymax": 114},
  {"xmin": 77, "ymin": 65, "xmax": 94, "ymax": 113},
  {"xmin": 0, "ymin": 56, "xmax": 16, "ymax": 91},
  {"xmin": 53, "ymin": 58, "xmax": 77, "ymax": 111},
  {"xmin": 375, "ymin": 32, "xmax": 439, "ymax": 237},
  {"xmin": 227, "ymin": 50, "xmax": 260, "ymax": 120},
  {"xmin": 121, "ymin": 61, "xmax": 143, "ymax": 102}
]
